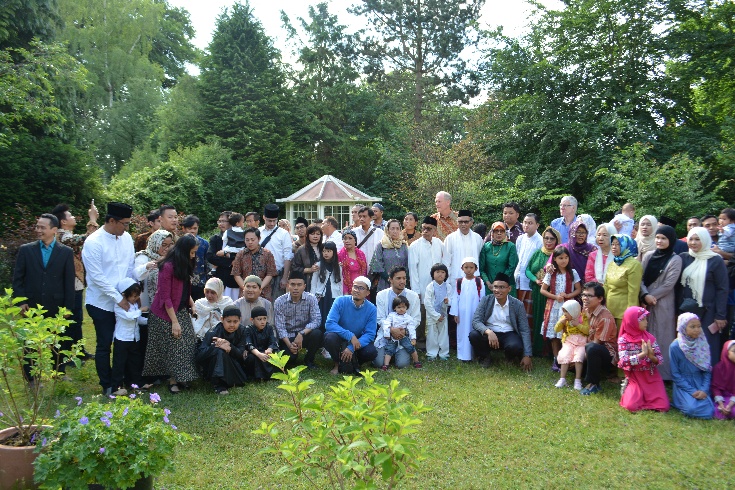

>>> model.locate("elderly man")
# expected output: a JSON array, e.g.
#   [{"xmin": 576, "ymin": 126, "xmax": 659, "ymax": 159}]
[
  {"xmin": 551, "ymin": 196, "xmax": 579, "ymax": 243},
  {"xmin": 353, "ymin": 206, "xmax": 384, "ymax": 268},
  {"xmin": 274, "ymin": 271, "xmax": 323, "ymax": 369},
  {"xmin": 431, "ymin": 191, "xmax": 458, "ymax": 241},
  {"xmin": 82, "ymin": 202, "xmax": 136, "ymax": 395},
  {"xmin": 245, "ymin": 211, "xmax": 260, "ymax": 229},
  {"xmin": 321, "ymin": 216, "xmax": 343, "ymax": 250},
  {"xmin": 408, "ymin": 216, "xmax": 447, "ymax": 341},
  {"xmin": 259, "ymin": 204, "xmax": 294, "ymax": 301},
  {"xmin": 372, "ymin": 266, "xmax": 421, "ymax": 369},
  {"xmin": 371, "ymin": 203, "xmax": 386, "ymax": 230},
  {"xmin": 324, "ymin": 276, "xmax": 378, "ymax": 374},
  {"xmin": 444, "ymin": 210, "xmax": 483, "ymax": 285},
  {"xmin": 469, "ymin": 272, "xmax": 533, "ymax": 371},
  {"xmin": 233, "ymin": 275, "xmax": 274, "ymax": 325},
  {"xmin": 292, "ymin": 217, "xmax": 308, "ymax": 253},
  {"xmin": 232, "ymin": 228, "xmax": 278, "ymax": 299}
]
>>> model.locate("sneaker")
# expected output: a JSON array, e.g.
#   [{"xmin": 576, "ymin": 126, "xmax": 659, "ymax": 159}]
[
  {"xmin": 413, "ymin": 362, "xmax": 423, "ymax": 369},
  {"xmin": 581, "ymin": 385, "xmax": 601, "ymax": 396},
  {"xmin": 554, "ymin": 378, "xmax": 567, "ymax": 388},
  {"xmin": 321, "ymin": 347, "xmax": 331, "ymax": 360},
  {"xmin": 214, "ymin": 386, "xmax": 229, "ymax": 395},
  {"xmin": 426, "ymin": 356, "xmax": 438, "ymax": 361},
  {"xmin": 112, "ymin": 388, "xmax": 128, "ymax": 396},
  {"xmin": 381, "ymin": 365, "xmax": 389, "ymax": 371},
  {"xmin": 573, "ymin": 379, "xmax": 583, "ymax": 391},
  {"xmin": 439, "ymin": 356, "xmax": 449, "ymax": 361}
]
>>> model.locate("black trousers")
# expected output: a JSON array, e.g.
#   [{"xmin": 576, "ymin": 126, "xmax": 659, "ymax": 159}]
[
  {"xmin": 111, "ymin": 339, "xmax": 143, "ymax": 389},
  {"xmin": 87, "ymin": 305, "xmax": 116, "ymax": 390},
  {"xmin": 323, "ymin": 332, "xmax": 377, "ymax": 373},
  {"xmin": 469, "ymin": 329, "xmax": 524, "ymax": 361},
  {"xmin": 278, "ymin": 329, "xmax": 324, "ymax": 366},
  {"xmin": 583, "ymin": 342, "xmax": 613, "ymax": 385}
]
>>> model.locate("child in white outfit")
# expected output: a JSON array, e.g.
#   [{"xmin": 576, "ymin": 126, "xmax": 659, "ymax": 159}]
[
  {"xmin": 425, "ymin": 263, "xmax": 455, "ymax": 360},
  {"xmin": 112, "ymin": 278, "xmax": 147, "ymax": 396},
  {"xmin": 381, "ymin": 296, "xmax": 422, "ymax": 370},
  {"xmin": 450, "ymin": 257, "xmax": 485, "ymax": 362}
]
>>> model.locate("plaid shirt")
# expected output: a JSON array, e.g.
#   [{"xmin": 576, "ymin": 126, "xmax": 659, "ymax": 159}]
[{"xmin": 274, "ymin": 291, "xmax": 321, "ymax": 339}]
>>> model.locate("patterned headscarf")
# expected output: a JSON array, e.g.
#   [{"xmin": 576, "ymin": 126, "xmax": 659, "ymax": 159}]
[
  {"xmin": 541, "ymin": 226, "xmax": 561, "ymax": 255},
  {"xmin": 142, "ymin": 229, "xmax": 173, "ymax": 261},
  {"xmin": 490, "ymin": 222, "xmax": 507, "ymax": 245},
  {"xmin": 676, "ymin": 313, "xmax": 711, "ymax": 372},
  {"xmin": 612, "ymin": 234, "xmax": 638, "ymax": 265}
]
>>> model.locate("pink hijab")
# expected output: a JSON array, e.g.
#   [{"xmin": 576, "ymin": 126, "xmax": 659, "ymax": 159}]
[
  {"xmin": 711, "ymin": 340, "xmax": 735, "ymax": 396},
  {"xmin": 617, "ymin": 306, "xmax": 654, "ymax": 344}
]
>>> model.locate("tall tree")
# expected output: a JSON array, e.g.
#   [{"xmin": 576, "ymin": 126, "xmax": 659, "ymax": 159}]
[{"xmin": 0, "ymin": 0, "xmax": 61, "ymax": 50}]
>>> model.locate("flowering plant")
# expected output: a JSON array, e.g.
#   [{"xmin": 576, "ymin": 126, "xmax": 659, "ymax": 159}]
[{"xmin": 33, "ymin": 389, "xmax": 192, "ymax": 489}]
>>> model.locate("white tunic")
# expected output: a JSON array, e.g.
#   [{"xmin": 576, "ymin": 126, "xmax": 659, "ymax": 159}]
[
  {"xmin": 353, "ymin": 225, "xmax": 384, "ymax": 268},
  {"xmin": 449, "ymin": 277, "xmax": 486, "ymax": 360},
  {"xmin": 444, "ymin": 229, "xmax": 483, "ymax": 283},
  {"xmin": 258, "ymin": 225, "xmax": 294, "ymax": 272},
  {"xmin": 408, "ymin": 237, "xmax": 446, "ymax": 303},
  {"xmin": 514, "ymin": 233, "xmax": 543, "ymax": 290},
  {"xmin": 322, "ymin": 230, "xmax": 344, "ymax": 251},
  {"xmin": 82, "ymin": 228, "xmax": 135, "ymax": 311}
]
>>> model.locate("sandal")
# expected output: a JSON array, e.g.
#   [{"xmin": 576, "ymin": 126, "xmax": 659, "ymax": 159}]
[{"xmin": 168, "ymin": 384, "xmax": 180, "ymax": 394}]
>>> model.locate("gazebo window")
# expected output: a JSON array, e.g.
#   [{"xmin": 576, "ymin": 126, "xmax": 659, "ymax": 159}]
[
  {"xmin": 291, "ymin": 203, "xmax": 318, "ymax": 223},
  {"xmin": 323, "ymin": 205, "xmax": 351, "ymax": 229}
]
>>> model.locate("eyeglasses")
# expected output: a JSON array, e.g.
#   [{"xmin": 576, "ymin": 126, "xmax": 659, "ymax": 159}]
[
  {"xmin": 543, "ymin": 236, "xmax": 556, "ymax": 240},
  {"xmin": 560, "ymin": 204, "xmax": 572, "ymax": 208},
  {"xmin": 118, "ymin": 220, "xmax": 131, "ymax": 228},
  {"xmin": 352, "ymin": 285, "xmax": 367, "ymax": 292},
  {"xmin": 458, "ymin": 220, "xmax": 472, "ymax": 224},
  {"xmin": 581, "ymin": 293, "xmax": 595, "ymax": 298},
  {"xmin": 575, "ymin": 231, "xmax": 588, "ymax": 236}
]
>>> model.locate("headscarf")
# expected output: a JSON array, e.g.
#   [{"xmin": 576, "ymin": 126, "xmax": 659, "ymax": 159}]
[
  {"xmin": 676, "ymin": 312, "xmax": 711, "ymax": 372},
  {"xmin": 490, "ymin": 222, "xmax": 507, "ymax": 245},
  {"xmin": 578, "ymin": 214, "xmax": 597, "ymax": 244},
  {"xmin": 635, "ymin": 215, "xmax": 658, "ymax": 258},
  {"xmin": 341, "ymin": 230, "xmax": 357, "ymax": 248},
  {"xmin": 612, "ymin": 234, "xmax": 638, "ymax": 265},
  {"xmin": 642, "ymin": 225, "xmax": 678, "ymax": 287},
  {"xmin": 593, "ymin": 223, "xmax": 616, "ymax": 282},
  {"xmin": 380, "ymin": 232, "xmax": 406, "ymax": 250},
  {"xmin": 711, "ymin": 340, "xmax": 735, "ymax": 398},
  {"xmin": 136, "ymin": 229, "xmax": 173, "ymax": 261},
  {"xmin": 617, "ymin": 306, "xmax": 654, "ymax": 343},
  {"xmin": 567, "ymin": 221, "xmax": 595, "ymax": 279},
  {"xmin": 193, "ymin": 277, "xmax": 235, "ymax": 338},
  {"xmin": 561, "ymin": 300, "xmax": 581, "ymax": 321},
  {"xmin": 680, "ymin": 227, "xmax": 719, "ymax": 307},
  {"xmin": 541, "ymin": 226, "xmax": 561, "ymax": 255}
]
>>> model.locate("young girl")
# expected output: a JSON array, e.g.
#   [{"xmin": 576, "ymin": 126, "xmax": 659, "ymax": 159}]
[
  {"xmin": 553, "ymin": 300, "xmax": 589, "ymax": 390},
  {"xmin": 193, "ymin": 277, "xmax": 235, "ymax": 340},
  {"xmin": 381, "ymin": 296, "xmax": 421, "ymax": 370},
  {"xmin": 112, "ymin": 278, "xmax": 147, "ymax": 396},
  {"xmin": 311, "ymin": 241, "xmax": 342, "ymax": 331},
  {"xmin": 618, "ymin": 306, "xmax": 669, "ymax": 412},
  {"xmin": 540, "ymin": 246, "xmax": 581, "ymax": 371},
  {"xmin": 711, "ymin": 340, "xmax": 735, "ymax": 419},
  {"xmin": 425, "ymin": 263, "xmax": 455, "ymax": 361},
  {"xmin": 450, "ymin": 258, "xmax": 484, "ymax": 362},
  {"xmin": 670, "ymin": 313, "xmax": 714, "ymax": 419}
]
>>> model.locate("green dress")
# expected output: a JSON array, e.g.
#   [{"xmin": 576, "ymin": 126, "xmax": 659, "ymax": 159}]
[
  {"xmin": 479, "ymin": 241, "xmax": 519, "ymax": 296},
  {"xmin": 525, "ymin": 248, "xmax": 552, "ymax": 356}
]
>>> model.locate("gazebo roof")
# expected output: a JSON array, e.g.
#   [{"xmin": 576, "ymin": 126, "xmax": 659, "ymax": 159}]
[{"xmin": 276, "ymin": 175, "xmax": 381, "ymax": 203}]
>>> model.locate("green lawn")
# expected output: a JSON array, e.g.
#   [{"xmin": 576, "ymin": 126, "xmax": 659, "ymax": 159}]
[{"xmin": 48, "ymin": 320, "xmax": 734, "ymax": 489}]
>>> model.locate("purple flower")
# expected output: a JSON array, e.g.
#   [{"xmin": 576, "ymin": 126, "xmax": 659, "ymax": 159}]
[
  {"xmin": 131, "ymin": 384, "xmax": 139, "ymax": 389},
  {"xmin": 163, "ymin": 416, "xmax": 169, "ymax": 423},
  {"xmin": 100, "ymin": 417, "xmax": 111, "ymax": 427},
  {"xmin": 30, "ymin": 433, "xmax": 37, "ymax": 444},
  {"xmin": 54, "ymin": 410, "xmax": 60, "ymax": 418},
  {"xmin": 171, "ymin": 425, "xmax": 177, "ymax": 430},
  {"xmin": 149, "ymin": 393, "xmax": 161, "ymax": 404},
  {"xmin": 164, "ymin": 408, "xmax": 171, "ymax": 416},
  {"xmin": 75, "ymin": 396, "xmax": 83, "ymax": 406},
  {"xmin": 42, "ymin": 437, "xmax": 47, "ymax": 447},
  {"xmin": 129, "ymin": 393, "xmax": 136, "ymax": 399},
  {"xmin": 79, "ymin": 417, "xmax": 89, "ymax": 425},
  {"xmin": 0, "ymin": 411, "xmax": 3, "ymax": 417},
  {"xmin": 123, "ymin": 407, "xmax": 129, "ymax": 416},
  {"xmin": 99, "ymin": 447, "xmax": 105, "ymax": 454},
  {"xmin": 104, "ymin": 411, "xmax": 113, "ymax": 418}
]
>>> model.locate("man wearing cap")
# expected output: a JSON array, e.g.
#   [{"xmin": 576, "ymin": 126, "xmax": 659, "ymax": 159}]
[
  {"xmin": 324, "ymin": 275, "xmax": 378, "ymax": 374},
  {"xmin": 408, "ymin": 216, "xmax": 447, "ymax": 340},
  {"xmin": 259, "ymin": 204, "xmax": 294, "ymax": 302},
  {"xmin": 321, "ymin": 216, "xmax": 343, "ymax": 250},
  {"xmin": 444, "ymin": 210, "xmax": 483, "ymax": 285},
  {"xmin": 371, "ymin": 203, "xmax": 386, "ymax": 230},
  {"xmin": 292, "ymin": 217, "xmax": 309, "ymax": 254},
  {"xmin": 274, "ymin": 271, "xmax": 323, "ymax": 369},
  {"xmin": 233, "ymin": 275, "xmax": 274, "ymax": 325},
  {"xmin": 82, "ymin": 202, "xmax": 137, "ymax": 395},
  {"xmin": 469, "ymin": 272, "xmax": 533, "ymax": 371},
  {"xmin": 353, "ymin": 206, "xmax": 384, "ymax": 268},
  {"xmin": 431, "ymin": 191, "xmax": 458, "ymax": 241}
]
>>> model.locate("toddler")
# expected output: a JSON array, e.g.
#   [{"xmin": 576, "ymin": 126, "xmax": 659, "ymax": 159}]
[
  {"xmin": 425, "ymin": 263, "xmax": 455, "ymax": 361},
  {"xmin": 610, "ymin": 203, "xmax": 635, "ymax": 237},
  {"xmin": 381, "ymin": 296, "xmax": 421, "ymax": 370},
  {"xmin": 219, "ymin": 213, "xmax": 246, "ymax": 256},
  {"xmin": 553, "ymin": 300, "xmax": 589, "ymax": 390}
]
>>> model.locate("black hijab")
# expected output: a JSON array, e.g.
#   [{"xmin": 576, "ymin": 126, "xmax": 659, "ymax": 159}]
[{"xmin": 642, "ymin": 225, "xmax": 678, "ymax": 287}]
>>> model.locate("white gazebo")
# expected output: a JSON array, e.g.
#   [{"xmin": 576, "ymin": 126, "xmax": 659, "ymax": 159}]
[{"xmin": 276, "ymin": 175, "xmax": 381, "ymax": 228}]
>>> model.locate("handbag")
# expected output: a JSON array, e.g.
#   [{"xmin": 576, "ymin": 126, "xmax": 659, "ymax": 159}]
[{"xmin": 678, "ymin": 297, "xmax": 704, "ymax": 317}]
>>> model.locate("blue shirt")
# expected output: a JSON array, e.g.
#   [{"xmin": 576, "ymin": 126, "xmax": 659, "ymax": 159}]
[
  {"xmin": 550, "ymin": 216, "xmax": 578, "ymax": 243},
  {"xmin": 326, "ymin": 295, "xmax": 377, "ymax": 352},
  {"xmin": 40, "ymin": 238, "xmax": 56, "ymax": 268}
]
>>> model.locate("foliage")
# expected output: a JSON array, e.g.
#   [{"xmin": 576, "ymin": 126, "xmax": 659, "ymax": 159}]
[
  {"xmin": 149, "ymin": 0, "xmax": 200, "ymax": 89},
  {"xmin": 0, "ymin": 0, "xmax": 61, "ymax": 49},
  {"xmin": 0, "ymin": 290, "xmax": 81, "ymax": 446},
  {"xmin": 254, "ymin": 352, "xmax": 430, "ymax": 489},
  {"xmin": 150, "ymin": 74, "xmax": 204, "ymax": 158},
  {"xmin": 0, "ymin": 206, "xmax": 39, "ymax": 290},
  {"xmin": 34, "ymin": 389, "xmax": 193, "ymax": 489}
]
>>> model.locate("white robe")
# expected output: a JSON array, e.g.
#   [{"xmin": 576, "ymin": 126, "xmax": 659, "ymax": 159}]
[
  {"xmin": 408, "ymin": 237, "xmax": 446, "ymax": 303},
  {"xmin": 449, "ymin": 277, "xmax": 486, "ymax": 360},
  {"xmin": 443, "ymin": 229, "xmax": 483, "ymax": 284},
  {"xmin": 514, "ymin": 233, "xmax": 543, "ymax": 290},
  {"xmin": 353, "ymin": 225, "xmax": 384, "ymax": 268}
]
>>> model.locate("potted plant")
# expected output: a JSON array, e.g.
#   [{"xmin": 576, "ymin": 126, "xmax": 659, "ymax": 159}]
[
  {"xmin": 0, "ymin": 289, "xmax": 80, "ymax": 489},
  {"xmin": 34, "ymin": 389, "xmax": 193, "ymax": 489}
]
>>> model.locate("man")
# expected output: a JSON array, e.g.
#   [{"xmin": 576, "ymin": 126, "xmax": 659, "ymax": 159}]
[
  {"xmin": 182, "ymin": 215, "xmax": 209, "ymax": 300},
  {"xmin": 372, "ymin": 266, "xmax": 421, "ymax": 369},
  {"xmin": 324, "ymin": 276, "xmax": 378, "ymax": 374},
  {"xmin": 321, "ymin": 216, "xmax": 343, "ymax": 250},
  {"xmin": 207, "ymin": 210, "xmax": 241, "ymax": 300},
  {"xmin": 371, "ymin": 203, "xmax": 386, "ymax": 230},
  {"xmin": 274, "ymin": 271, "xmax": 323, "ymax": 369},
  {"xmin": 469, "ymin": 272, "xmax": 533, "ymax": 371},
  {"xmin": 134, "ymin": 209, "xmax": 161, "ymax": 252},
  {"xmin": 353, "ymin": 206, "xmax": 384, "ymax": 267},
  {"xmin": 431, "ymin": 191, "xmax": 458, "ymax": 241},
  {"xmin": 681, "ymin": 216, "xmax": 702, "ymax": 243},
  {"xmin": 701, "ymin": 214, "xmax": 719, "ymax": 244},
  {"xmin": 444, "ymin": 210, "xmax": 483, "ymax": 284},
  {"xmin": 82, "ymin": 202, "xmax": 136, "ymax": 395},
  {"xmin": 245, "ymin": 211, "xmax": 260, "ymax": 229},
  {"xmin": 159, "ymin": 204, "xmax": 178, "ymax": 235},
  {"xmin": 551, "ymin": 196, "xmax": 579, "ymax": 243},
  {"xmin": 580, "ymin": 282, "xmax": 617, "ymax": 395},
  {"xmin": 292, "ymin": 216, "xmax": 309, "ymax": 253},
  {"xmin": 344, "ymin": 204, "xmax": 361, "ymax": 231},
  {"xmin": 502, "ymin": 202, "xmax": 524, "ymax": 244},
  {"xmin": 259, "ymin": 204, "xmax": 294, "ymax": 301},
  {"xmin": 232, "ymin": 228, "xmax": 278, "ymax": 299},
  {"xmin": 408, "ymin": 216, "xmax": 446, "ymax": 340},
  {"xmin": 233, "ymin": 275, "xmax": 274, "ymax": 325}
]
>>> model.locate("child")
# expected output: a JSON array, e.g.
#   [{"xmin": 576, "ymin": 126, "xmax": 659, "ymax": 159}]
[
  {"xmin": 669, "ymin": 313, "xmax": 714, "ymax": 419},
  {"xmin": 716, "ymin": 207, "xmax": 735, "ymax": 255},
  {"xmin": 425, "ymin": 263, "xmax": 454, "ymax": 361},
  {"xmin": 381, "ymin": 296, "xmax": 421, "ymax": 370},
  {"xmin": 193, "ymin": 277, "xmax": 235, "ymax": 340},
  {"xmin": 711, "ymin": 340, "xmax": 735, "ymax": 419},
  {"xmin": 196, "ymin": 305, "xmax": 248, "ymax": 394},
  {"xmin": 243, "ymin": 306, "xmax": 279, "ymax": 381},
  {"xmin": 540, "ymin": 246, "xmax": 581, "ymax": 371},
  {"xmin": 610, "ymin": 203, "xmax": 635, "ymax": 237},
  {"xmin": 112, "ymin": 278, "xmax": 147, "ymax": 396},
  {"xmin": 514, "ymin": 214, "xmax": 543, "ymax": 327},
  {"xmin": 450, "ymin": 258, "xmax": 484, "ymax": 362},
  {"xmin": 219, "ymin": 213, "xmax": 246, "ymax": 255},
  {"xmin": 618, "ymin": 306, "xmax": 669, "ymax": 412},
  {"xmin": 311, "ymin": 241, "xmax": 342, "ymax": 331},
  {"xmin": 553, "ymin": 300, "xmax": 589, "ymax": 390}
]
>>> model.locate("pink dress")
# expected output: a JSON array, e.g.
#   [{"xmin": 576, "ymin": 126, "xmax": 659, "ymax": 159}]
[
  {"xmin": 338, "ymin": 247, "xmax": 367, "ymax": 294},
  {"xmin": 618, "ymin": 336, "xmax": 670, "ymax": 412}
]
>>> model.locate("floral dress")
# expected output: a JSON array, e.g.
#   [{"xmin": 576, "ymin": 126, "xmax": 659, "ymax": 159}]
[{"xmin": 338, "ymin": 247, "xmax": 367, "ymax": 294}]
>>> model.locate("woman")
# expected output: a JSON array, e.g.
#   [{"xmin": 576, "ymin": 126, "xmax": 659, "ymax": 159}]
[
  {"xmin": 669, "ymin": 313, "xmax": 714, "ymax": 419},
  {"xmin": 578, "ymin": 214, "xmax": 597, "ymax": 244},
  {"xmin": 479, "ymin": 222, "xmax": 519, "ymax": 296},
  {"xmin": 677, "ymin": 227, "xmax": 729, "ymax": 363},
  {"xmin": 338, "ymin": 230, "xmax": 367, "ymax": 294},
  {"xmin": 192, "ymin": 277, "xmax": 235, "ymax": 340},
  {"xmin": 402, "ymin": 212, "xmax": 420, "ymax": 246},
  {"xmin": 563, "ymin": 220, "xmax": 595, "ymax": 284},
  {"xmin": 526, "ymin": 226, "xmax": 561, "ymax": 355},
  {"xmin": 605, "ymin": 235, "xmax": 643, "ymax": 326},
  {"xmin": 635, "ymin": 215, "xmax": 658, "ymax": 261},
  {"xmin": 370, "ymin": 219, "xmax": 409, "ymax": 292},
  {"xmin": 640, "ymin": 224, "xmax": 682, "ymax": 380},
  {"xmin": 585, "ymin": 224, "xmax": 615, "ymax": 283},
  {"xmin": 133, "ymin": 229, "xmax": 173, "ymax": 309},
  {"xmin": 291, "ymin": 224, "xmax": 323, "ymax": 291},
  {"xmin": 143, "ymin": 234, "xmax": 199, "ymax": 394}
]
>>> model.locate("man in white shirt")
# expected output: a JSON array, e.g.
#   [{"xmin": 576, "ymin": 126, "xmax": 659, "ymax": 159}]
[
  {"xmin": 321, "ymin": 216, "xmax": 343, "ymax": 250},
  {"xmin": 258, "ymin": 204, "xmax": 294, "ymax": 302},
  {"xmin": 82, "ymin": 202, "xmax": 137, "ymax": 395},
  {"xmin": 443, "ymin": 210, "xmax": 483, "ymax": 285},
  {"xmin": 408, "ymin": 216, "xmax": 447, "ymax": 340},
  {"xmin": 353, "ymin": 206, "xmax": 384, "ymax": 268}
]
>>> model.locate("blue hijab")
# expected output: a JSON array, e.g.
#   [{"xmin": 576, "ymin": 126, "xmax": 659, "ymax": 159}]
[{"xmin": 612, "ymin": 234, "xmax": 638, "ymax": 265}]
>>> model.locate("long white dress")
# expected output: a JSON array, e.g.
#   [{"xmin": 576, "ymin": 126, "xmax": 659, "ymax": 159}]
[
  {"xmin": 450, "ymin": 277, "xmax": 486, "ymax": 360},
  {"xmin": 444, "ymin": 229, "xmax": 483, "ymax": 284},
  {"xmin": 408, "ymin": 237, "xmax": 447, "ymax": 303}
]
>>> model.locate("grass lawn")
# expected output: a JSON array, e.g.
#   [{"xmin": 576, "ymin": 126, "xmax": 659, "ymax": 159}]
[{"xmin": 43, "ymin": 319, "xmax": 735, "ymax": 489}]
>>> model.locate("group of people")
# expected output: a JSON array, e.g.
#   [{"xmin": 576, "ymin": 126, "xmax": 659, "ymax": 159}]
[{"xmin": 10, "ymin": 192, "xmax": 735, "ymax": 418}]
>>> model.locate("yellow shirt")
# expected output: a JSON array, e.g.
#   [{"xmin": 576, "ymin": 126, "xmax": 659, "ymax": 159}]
[
  {"xmin": 603, "ymin": 257, "xmax": 643, "ymax": 320},
  {"xmin": 554, "ymin": 316, "xmax": 590, "ymax": 343}
]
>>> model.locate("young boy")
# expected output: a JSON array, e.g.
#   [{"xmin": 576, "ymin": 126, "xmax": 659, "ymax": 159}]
[
  {"xmin": 514, "ymin": 213, "xmax": 543, "ymax": 325},
  {"xmin": 610, "ymin": 203, "xmax": 635, "ymax": 237},
  {"xmin": 425, "ymin": 263, "xmax": 453, "ymax": 361},
  {"xmin": 112, "ymin": 278, "xmax": 147, "ymax": 396},
  {"xmin": 196, "ymin": 305, "xmax": 248, "ymax": 394},
  {"xmin": 243, "ymin": 306, "xmax": 279, "ymax": 381},
  {"xmin": 450, "ymin": 257, "xmax": 486, "ymax": 362},
  {"xmin": 715, "ymin": 208, "xmax": 735, "ymax": 258},
  {"xmin": 381, "ymin": 296, "xmax": 421, "ymax": 369}
]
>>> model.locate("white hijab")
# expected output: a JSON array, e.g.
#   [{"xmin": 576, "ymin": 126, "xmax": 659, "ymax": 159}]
[
  {"xmin": 680, "ymin": 227, "xmax": 719, "ymax": 306},
  {"xmin": 579, "ymin": 214, "xmax": 597, "ymax": 244},
  {"xmin": 593, "ymin": 223, "xmax": 616, "ymax": 282},
  {"xmin": 193, "ymin": 277, "xmax": 235, "ymax": 338},
  {"xmin": 635, "ymin": 215, "xmax": 658, "ymax": 258}
]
